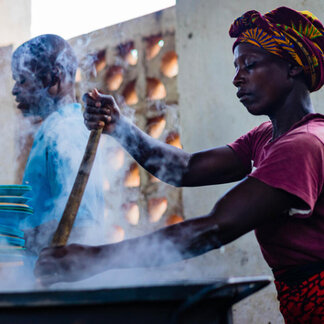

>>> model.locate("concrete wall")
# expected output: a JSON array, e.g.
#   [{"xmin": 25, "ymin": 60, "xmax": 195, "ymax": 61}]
[
  {"xmin": 69, "ymin": 9, "xmax": 185, "ymax": 243},
  {"xmin": 176, "ymin": 0, "xmax": 324, "ymax": 323},
  {"xmin": 0, "ymin": 45, "xmax": 16, "ymax": 184},
  {"xmin": 0, "ymin": 0, "xmax": 31, "ymax": 185},
  {"xmin": 0, "ymin": 0, "xmax": 31, "ymax": 48}
]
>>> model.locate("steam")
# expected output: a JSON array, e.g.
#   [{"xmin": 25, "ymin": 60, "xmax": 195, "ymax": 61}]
[{"xmin": 0, "ymin": 27, "xmax": 224, "ymax": 294}]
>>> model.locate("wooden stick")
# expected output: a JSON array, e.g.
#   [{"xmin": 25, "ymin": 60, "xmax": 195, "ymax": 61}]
[{"xmin": 51, "ymin": 127, "xmax": 103, "ymax": 246}]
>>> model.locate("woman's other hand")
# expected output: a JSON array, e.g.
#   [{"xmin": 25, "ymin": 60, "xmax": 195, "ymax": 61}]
[{"xmin": 34, "ymin": 244, "xmax": 101, "ymax": 285}]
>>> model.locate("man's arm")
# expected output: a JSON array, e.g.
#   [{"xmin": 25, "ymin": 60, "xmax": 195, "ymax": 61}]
[
  {"xmin": 83, "ymin": 92, "xmax": 250, "ymax": 187},
  {"xmin": 34, "ymin": 176, "xmax": 299, "ymax": 284}
]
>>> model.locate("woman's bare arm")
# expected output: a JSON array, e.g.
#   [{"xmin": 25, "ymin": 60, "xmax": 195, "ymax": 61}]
[
  {"xmin": 83, "ymin": 92, "xmax": 249, "ymax": 187},
  {"xmin": 34, "ymin": 176, "xmax": 298, "ymax": 284}
]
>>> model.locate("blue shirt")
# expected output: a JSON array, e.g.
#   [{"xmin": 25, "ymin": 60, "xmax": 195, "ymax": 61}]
[{"xmin": 22, "ymin": 103, "xmax": 104, "ymax": 229}]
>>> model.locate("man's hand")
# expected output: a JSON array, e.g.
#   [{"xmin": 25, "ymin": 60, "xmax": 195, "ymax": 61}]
[
  {"xmin": 82, "ymin": 89, "xmax": 121, "ymax": 135},
  {"xmin": 34, "ymin": 244, "xmax": 101, "ymax": 285}
]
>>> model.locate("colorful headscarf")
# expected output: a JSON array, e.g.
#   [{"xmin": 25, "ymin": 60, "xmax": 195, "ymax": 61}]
[{"xmin": 229, "ymin": 7, "xmax": 324, "ymax": 92}]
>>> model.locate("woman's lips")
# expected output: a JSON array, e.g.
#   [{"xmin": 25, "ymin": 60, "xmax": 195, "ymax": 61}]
[
  {"xmin": 237, "ymin": 91, "xmax": 252, "ymax": 103},
  {"xmin": 239, "ymin": 94, "xmax": 251, "ymax": 102}
]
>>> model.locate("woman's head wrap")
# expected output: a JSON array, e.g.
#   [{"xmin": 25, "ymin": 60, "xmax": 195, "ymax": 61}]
[{"xmin": 229, "ymin": 7, "xmax": 324, "ymax": 92}]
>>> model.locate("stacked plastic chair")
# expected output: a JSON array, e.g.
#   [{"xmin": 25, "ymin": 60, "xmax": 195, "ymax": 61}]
[{"xmin": 0, "ymin": 185, "xmax": 32, "ymax": 267}]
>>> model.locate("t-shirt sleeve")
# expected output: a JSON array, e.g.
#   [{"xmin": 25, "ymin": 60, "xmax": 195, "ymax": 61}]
[
  {"xmin": 228, "ymin": 132, "xmax": 253, "ymax": 171},
  {"xmin": 250, "ymin": 133, "xmax": 324, "ymax": 216},
  {"xmin": 227, "ymin": 123, "xmax": 271, "ymax": 171}
]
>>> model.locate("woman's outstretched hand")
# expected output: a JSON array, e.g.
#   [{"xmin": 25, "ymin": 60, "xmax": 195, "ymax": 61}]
[
  {"xmin": 82, "ymin": 89, "xmax": 122, "ymax": 135},
  {"xmin": 34, "ymin": 244, "xmax": 102, "ymax": 285}
]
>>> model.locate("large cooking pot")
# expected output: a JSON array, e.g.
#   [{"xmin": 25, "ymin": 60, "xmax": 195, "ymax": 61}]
[{"xmin": 0, "ymin": 276, "xmax": 271, "ymax": 324}]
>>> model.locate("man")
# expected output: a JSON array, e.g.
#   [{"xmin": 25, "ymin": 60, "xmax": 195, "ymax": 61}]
[{"xmin": 12, "ymin": 34, "xmax": 105, "ymax": 253}]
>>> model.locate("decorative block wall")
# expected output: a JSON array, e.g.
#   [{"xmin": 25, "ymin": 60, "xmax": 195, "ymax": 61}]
[{"xmin": 70, "ymin": 7, "xmax": 183, "ymax": 242}]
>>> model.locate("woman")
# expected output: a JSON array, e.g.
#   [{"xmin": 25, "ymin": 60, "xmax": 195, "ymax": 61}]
[{"xmin": 35, "ymin": 7, "xmax": 324, "ymax": 323}]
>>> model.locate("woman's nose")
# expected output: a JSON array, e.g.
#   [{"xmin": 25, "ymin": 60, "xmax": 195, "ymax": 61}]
[{"xmin": 232, "ymin": 68, "xmax": 245, "ymax": 88}]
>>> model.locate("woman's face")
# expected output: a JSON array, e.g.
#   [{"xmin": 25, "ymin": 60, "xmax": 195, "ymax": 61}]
[{"xmin": 233, "ymin": 43, "xmax": 293, "ymax": 116}]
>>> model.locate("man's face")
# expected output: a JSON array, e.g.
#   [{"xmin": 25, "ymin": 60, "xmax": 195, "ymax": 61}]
[
  {"xmin": 11, "ymin": 56, "xmax": 52, "ymax": 118},
  {"xmin": 233, "ymin": 43, "xmax": 293, "ymax": 116}
]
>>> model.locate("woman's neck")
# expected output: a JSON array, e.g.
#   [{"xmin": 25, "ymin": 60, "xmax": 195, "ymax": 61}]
[{"xmin": 269, "ymin": 86, "xmax": 314, "ymax": 140}]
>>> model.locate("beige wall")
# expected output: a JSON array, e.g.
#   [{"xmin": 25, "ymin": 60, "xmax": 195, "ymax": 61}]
[
  {"xmin": 69, "ymin": 8, "xmax": 185, "ymax": 243},
  {"xmin": 0, "ymin": 45, "xmax": 16, "ymax": 184},
  {"xmin": 176, "ymin": 0, "xmax": 324, "ymax": 323},
  {"xmin": 0, "ymin": 0, "xmax": 31, "ymax": 184},
  {"xmin": 0, "ymin": 0, "xmax": 31, "ymax": 48}
]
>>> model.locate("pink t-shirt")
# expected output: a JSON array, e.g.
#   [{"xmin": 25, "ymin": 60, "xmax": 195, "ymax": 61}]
[{"xmin": 228, "ymin": 114, "xmax": 324, "ymax": 271}]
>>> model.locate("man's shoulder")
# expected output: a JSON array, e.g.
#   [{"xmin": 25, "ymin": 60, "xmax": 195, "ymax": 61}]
[{"xmin": 40, "ymin": 108, "xmax": 87, "ymax": 141}]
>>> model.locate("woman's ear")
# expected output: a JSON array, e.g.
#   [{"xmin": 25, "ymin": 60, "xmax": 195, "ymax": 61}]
[{"xmin": 288, "ymin": 64, "xmax": 303, "ymax": 77}]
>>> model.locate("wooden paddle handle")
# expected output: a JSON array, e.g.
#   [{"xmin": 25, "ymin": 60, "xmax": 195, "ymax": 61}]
[{"xmin": 51, "ymin": 128, "xmax": 103, "ymax": 246}]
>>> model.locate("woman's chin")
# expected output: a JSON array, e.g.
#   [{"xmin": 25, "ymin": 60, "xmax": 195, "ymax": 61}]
[{"xmin": 243, "ymin": 103, "xmax": 264, "ymax": 116}]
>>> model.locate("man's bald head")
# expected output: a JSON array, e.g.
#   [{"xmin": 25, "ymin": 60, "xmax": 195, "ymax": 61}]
[
  {"xmin": 12, "ymin": 34, "xmax": 77, "ymax": 87},
  {"xmin": 12, "ymin": 34, "xmax": 78, "ymax": 119}
]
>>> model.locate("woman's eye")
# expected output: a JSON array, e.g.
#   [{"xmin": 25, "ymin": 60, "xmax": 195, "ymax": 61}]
[
  {"xmin": 245, "ymin": 62, "xmax": 256, "ymax": 70},
  {"xmin": 19, "ymin": 78, "xmax": 26, "ymax": 85}
]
